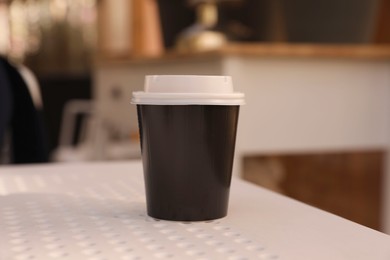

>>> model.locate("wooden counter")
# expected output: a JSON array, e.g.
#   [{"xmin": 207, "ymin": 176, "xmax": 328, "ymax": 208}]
[{"xmin": 95, "ymin": 43, "xmax": 390, "ymax": 66}]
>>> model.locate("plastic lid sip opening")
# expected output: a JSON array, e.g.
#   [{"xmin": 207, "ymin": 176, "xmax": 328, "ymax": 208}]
[{"xmin": 132, "ymin": 75, "xmax": 245, "ymax": 106}]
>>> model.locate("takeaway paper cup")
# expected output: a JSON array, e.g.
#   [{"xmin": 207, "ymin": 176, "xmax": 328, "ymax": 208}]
[{"xmin": 132, "ymin": 75, "xmax": 244, "ymax": 221}]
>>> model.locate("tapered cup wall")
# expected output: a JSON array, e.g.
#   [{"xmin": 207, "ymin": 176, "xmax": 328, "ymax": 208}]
[{"xmin": 137, "ymin": 105, "xmax": 239, "ymax": 221}]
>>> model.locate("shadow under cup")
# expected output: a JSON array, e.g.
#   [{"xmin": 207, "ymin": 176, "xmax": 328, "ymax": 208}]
[{"xmin": 137, "ymin": 104, "xmax": 240, "ymax": 221}]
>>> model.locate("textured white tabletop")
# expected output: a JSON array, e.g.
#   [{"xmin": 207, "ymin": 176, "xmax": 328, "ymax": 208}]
[{"xmin": 1, "ymin": 161, "xmax": 390, "ymax": 260}]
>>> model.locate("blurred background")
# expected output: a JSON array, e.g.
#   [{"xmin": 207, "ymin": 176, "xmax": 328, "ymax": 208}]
[{"xmin": 1, "ymin": 0, "xmax": 390, "ymax": 233}]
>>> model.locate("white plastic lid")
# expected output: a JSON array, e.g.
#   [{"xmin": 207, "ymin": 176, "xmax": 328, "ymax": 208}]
[{"xmin": 131, "ymin": 75, "xmax": 245, "ymax": 105}]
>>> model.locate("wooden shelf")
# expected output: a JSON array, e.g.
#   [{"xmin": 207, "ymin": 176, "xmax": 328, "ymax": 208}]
[
  {"xmin": 95, "ymin": 43, "xmax": 390, "ymax": 66},
  {"xmin": 222, "ymin": 43, "xmax": 390, "ymax": 59}
]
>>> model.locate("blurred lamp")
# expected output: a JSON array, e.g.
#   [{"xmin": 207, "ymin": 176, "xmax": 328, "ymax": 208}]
[{"xmin": 176, "ymin": 0, "xmax": 233, "ymax": 52}]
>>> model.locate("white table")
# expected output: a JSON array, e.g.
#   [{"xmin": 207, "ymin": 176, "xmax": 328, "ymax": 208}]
[{"xmin": 1, "ymin": 161, "xmax": 390, "ymax": 260}]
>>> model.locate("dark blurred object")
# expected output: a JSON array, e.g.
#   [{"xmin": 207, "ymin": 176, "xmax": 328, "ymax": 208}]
[
  {"xmin": 0, "ymin": 59, "xmax": 13, "ymax": 152},
  {"xmin": 38, "ymin": 74, "xmax": 91, "ymax": 154},
  {"xmin": 0, "ymin": 56, "xmax": 49, "ymax": 164},
  {"xmin": 219, "ymin": 0, "xmax": 284, "ymax": 42},
  {"xmin": 157, "ymin": 0, "xmax": 284, "ymax": 47},
  {"xmin": 157, "ymin": 0, "xmax": 386, "ymax": 45},
  {"xmin": 281, "ymin": 0, "xmax": 380, "ymax": 43},
  {"xmin": 25, "ymin": 22, "xmax": 92, "ymax": 76},
  {"xmin": 157, "ymin": 0, "xmax": 196, "ymax": 48},
  {"xmin": 375, "ymin": 0, "xmax": 390, "ymax": 43}
]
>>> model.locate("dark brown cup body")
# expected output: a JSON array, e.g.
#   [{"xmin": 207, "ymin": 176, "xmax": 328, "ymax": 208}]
[{"xmin": 137, "ymin": 105, "xmax": 239, "ymax": 221}]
